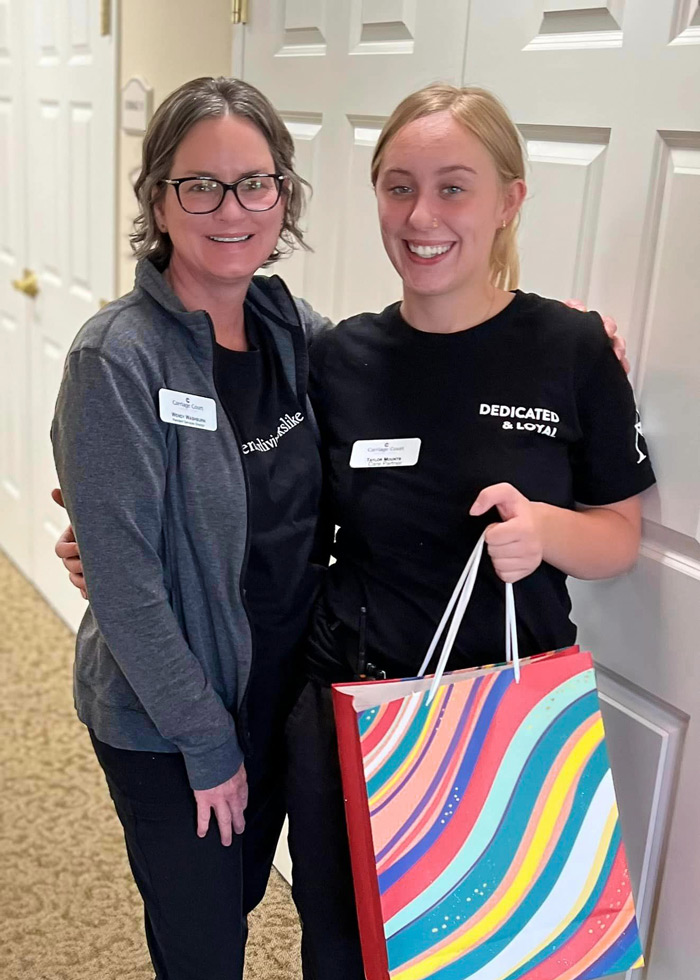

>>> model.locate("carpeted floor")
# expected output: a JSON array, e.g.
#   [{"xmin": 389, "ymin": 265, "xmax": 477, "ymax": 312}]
[{"xmin": 0, "ymin": 550, "xmax": 302, "ymax": 980}]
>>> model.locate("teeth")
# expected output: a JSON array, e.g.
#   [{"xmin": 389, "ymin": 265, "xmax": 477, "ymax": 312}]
[
  {"xmin": 408, "ymin": 243, "xmax": 452, "ymax": 258},
  {"xmin": 209, "ymin": 235, "xmax": 251, "ymax": 243}
]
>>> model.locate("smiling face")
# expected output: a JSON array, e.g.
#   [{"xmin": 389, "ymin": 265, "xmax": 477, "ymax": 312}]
[
  {"xmin": 375, "ymin": 111, "xmax": 524, "ymax": 303},
  {"xmin": 154, "ymin": 114, "xmax": 285, "ymax": 288}
]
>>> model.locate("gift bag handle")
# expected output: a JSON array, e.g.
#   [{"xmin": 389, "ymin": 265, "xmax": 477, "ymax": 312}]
[{"xmin": 418, "ymin": 531, "xmax": 520, "ymax": 704}]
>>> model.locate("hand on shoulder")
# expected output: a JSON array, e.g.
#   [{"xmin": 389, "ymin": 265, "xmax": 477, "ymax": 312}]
[{"xmin": 564, "ymin": 298, "xmax": 629, "ymax": 374}]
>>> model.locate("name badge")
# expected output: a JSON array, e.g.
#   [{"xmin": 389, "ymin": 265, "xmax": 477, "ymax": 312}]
[
  {"xmin": 349, "ymin": 438, "xmax": 421, "ymax": 469},
  {"xmin": 159, "ymin": 388, "xmax": 217, "ymax": 431}
]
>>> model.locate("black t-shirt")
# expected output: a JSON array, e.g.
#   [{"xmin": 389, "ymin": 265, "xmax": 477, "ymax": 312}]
[
  {"xmin": 213, "ymin": 310, "xmax": 322, "ymax": 749},
  {"xmin": 306, "ymin": 291, "xmax": 656, "ymax": 683}
]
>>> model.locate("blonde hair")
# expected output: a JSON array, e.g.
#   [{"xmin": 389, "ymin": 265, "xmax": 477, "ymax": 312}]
[
  {"xmin": 131, "ymin": 76, "xmax": 310, "ymax": 268},
  {"xmin": 371, "ymin": 84, "xmax": 525, "ymax": 291}
]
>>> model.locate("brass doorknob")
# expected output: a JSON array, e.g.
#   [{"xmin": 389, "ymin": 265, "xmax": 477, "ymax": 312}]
[{"xmin": 12, "ymin": 269, "xmax": 39, "ymax": 298}]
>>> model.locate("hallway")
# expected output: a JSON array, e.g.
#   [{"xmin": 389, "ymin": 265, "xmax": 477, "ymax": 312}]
[
  {"xmin": 0, "ymin": 551, "xmax": 302, "ymax": 980},
  {"xmin": 1, "ymin": 2, "xmax": 698, "ymax": 975}
]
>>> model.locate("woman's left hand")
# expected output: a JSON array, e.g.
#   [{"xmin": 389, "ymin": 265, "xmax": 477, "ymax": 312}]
[
  {"xmin": 470, "ymin": 483, "xmax": 544, "ymax": 583},
  {"xmin": 565, "ymin": 299, "xmax": 629, "ymax": 374}
]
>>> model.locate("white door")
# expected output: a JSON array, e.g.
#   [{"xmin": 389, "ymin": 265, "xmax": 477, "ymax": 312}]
[
  {"xmin": 464, "ymin": 3, "xmax": 700, "ymax": 977},
  {"xmin": 0, "ymin": 0, "xmax": 117, "ymax": 632},
  {"xmin": 238, "ymin": 2, "xmax": 700, "ymax": 974},
  {"xmin": 0, "ymin": 0, "xmax": 32, "ymax": 575}
]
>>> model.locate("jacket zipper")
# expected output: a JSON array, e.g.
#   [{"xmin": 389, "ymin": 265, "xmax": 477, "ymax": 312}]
[{"xmin": 205, "ymin": 311, "xmax": 256, "ymax": 751}]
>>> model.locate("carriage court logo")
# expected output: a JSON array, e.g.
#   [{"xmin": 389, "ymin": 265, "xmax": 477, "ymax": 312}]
[{"xmin": 479, "ymin": 403, "xmax": 559, "ymax": 439}]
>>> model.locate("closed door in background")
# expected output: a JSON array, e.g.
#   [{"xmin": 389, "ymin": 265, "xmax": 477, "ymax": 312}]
[
  {"xmin": 237, "ymin": 1, "xmax": 699, "ymax": 976},
  {"xmin": 0, "ymin": 0, "xmax": 116, "ymax": 632},
  {"xmin": 0, "ymin": 0, "xmax": 31, "ymax": 573},
  {"xmin": 463, "ymin": 3, "xmax": 699, "ymax": 978}
]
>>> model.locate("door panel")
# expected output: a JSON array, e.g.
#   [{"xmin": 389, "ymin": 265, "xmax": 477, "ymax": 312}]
[
  {"xmin": 464, "ymin": 1, "xmax": 700, "ymax": 975},
  {"xmin": 518, "ymin": 126, "xmax": 609, "ymax": 302},
  {"xmin": 271, "ymin": 114, "xmax": 323, "ymax": 300},
  {"xmin": 597, "ymin": 664, "xmax": 688, "ymax": 964},
  {"xmin": 635, "ymin": 133, "xmax": 700, "ymax": 541},
  {"xmin": 26, "ymin": 0, "xmax": 115, "ymax": 630},
  {"xmin": 0, "ymin": 0, "xmax": 115, "ymax": 631},
  {"xmin": 0, "ymin": 0, "xmax": 31, "ymax": 575},
  {"xmin": 335, "ymin": 117, "xmax": 400, "ymax": 315}
]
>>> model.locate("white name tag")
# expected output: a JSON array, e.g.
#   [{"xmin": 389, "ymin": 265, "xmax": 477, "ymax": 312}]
[
  {"xmin": 349, "ymin": 438, "xmax": 421, "ymax": 469},
  {"xmin": 159, "ymin": 388, "xmax": 217, "ymax": 431}
]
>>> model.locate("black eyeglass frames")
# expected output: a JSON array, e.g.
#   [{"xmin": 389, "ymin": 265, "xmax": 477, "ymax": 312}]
[{"xmin": 161, "ymin": 174, "xmax": 286, "ymax": 214}]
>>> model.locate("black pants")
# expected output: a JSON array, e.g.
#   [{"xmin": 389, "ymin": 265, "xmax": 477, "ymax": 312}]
[
  {"xmin": 93, "ymin": 679, "xmax": 363, "ymax": 979},
  {"xmin": 91, "ymin": 731, "xmax": 286, "ymax": 980},
  {"xmin": 285, "ymin": 680, "xmax": 365, "ymax": 980}
]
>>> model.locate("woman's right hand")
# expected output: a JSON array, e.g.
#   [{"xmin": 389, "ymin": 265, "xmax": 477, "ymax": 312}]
[
  {"xmin": 52, "ymin": 488, "xmax": 87, "ymax": 599},
  {"xmin": 194, "ymin": 764, "xmax": 248, "ymax": 846}
]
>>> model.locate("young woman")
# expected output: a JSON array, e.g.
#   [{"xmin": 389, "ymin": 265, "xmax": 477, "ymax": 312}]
[
  {"xmin": 283, "ymin": 85, "xmax": 655, "ymax": 979},
  {"xmin": 54, "ymin": 78, "xmax": 636, "ymax": 979}
]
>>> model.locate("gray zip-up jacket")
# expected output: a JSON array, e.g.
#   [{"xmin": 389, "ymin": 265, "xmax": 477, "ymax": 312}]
[{"xmin": 51, "ymin": 258, "xmax": 331, "ymax": 790}]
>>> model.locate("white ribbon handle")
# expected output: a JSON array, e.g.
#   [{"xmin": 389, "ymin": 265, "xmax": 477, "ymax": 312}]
[
  {"xmin": 505, "ymin": 578, "xmax": 520, "ymax": 683},
  {"xmin": 420, "ymin": 531, "xmax": 520, "ymax": 704}
]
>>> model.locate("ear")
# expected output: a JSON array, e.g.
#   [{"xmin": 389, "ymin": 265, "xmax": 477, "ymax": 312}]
[
  {"xmin": 153, "ymin": 197, "xmax": 168, "ymax": 234},
  {"xmin": 500, "ymin": 179, "xmax": 527, "ymax": 227}
]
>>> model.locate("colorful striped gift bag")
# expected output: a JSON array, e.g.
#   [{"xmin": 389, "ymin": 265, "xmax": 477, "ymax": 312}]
[{"xmin": 332, "ymin": 533, "xmax": 644, "ymax": 980}]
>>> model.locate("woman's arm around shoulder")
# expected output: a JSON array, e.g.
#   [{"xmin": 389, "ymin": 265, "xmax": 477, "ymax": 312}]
[
  {"xmin": 293, "ymin": 296, "xmax": 335, "ymax": 346},
  {"xmin": 564, "ymin": 298, "xmax": 629, "ymax": 374}
]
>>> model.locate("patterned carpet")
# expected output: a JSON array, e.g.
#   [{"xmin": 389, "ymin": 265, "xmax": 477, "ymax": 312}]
[{"xmin": 0, "ymin": 550, "xmax": 302, "ymax": 980}]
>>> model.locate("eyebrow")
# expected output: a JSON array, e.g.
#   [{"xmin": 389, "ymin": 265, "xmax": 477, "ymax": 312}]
[
  {"xmin": 383, "ymin": 165, "xmax": 477, "ymax": 177},
  {"xmin": 180, "ymin": 168, "xmax": 272, "ymax": 179}
]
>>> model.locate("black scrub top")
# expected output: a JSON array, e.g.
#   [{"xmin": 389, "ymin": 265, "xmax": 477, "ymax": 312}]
[{"xmin": 305, "ymin": 291, "xmax": 655, "ymax": 682}]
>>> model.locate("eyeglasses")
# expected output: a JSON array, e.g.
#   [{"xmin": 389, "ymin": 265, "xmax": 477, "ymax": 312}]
[{"xmin": 161, "ymin": 174, "xmax": 286, "ymax": 214}]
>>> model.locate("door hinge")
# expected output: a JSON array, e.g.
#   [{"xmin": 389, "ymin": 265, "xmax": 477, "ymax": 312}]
[
  {"xmin": 100, "ymin": 0, "xmax": 112, "ymax": 36},
  {"xmin": 232, "ymin": 0, "xmax": 249, "ymax": 24}
]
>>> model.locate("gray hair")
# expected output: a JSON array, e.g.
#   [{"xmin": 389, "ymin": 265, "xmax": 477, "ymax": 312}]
[{"xmin": 130, "ymin": 76, "xmax": 311, "ymax": 268}]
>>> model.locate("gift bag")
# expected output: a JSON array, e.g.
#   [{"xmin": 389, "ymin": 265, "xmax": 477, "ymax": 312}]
[{"xmin": 332, "ymin": 533, "xmax": 644, "ymax": 980}]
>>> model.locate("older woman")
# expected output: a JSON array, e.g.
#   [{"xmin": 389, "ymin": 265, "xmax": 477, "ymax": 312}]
[{"xmin": 51, "ymin": 77, "xmax": 331, "ymax": 980}]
